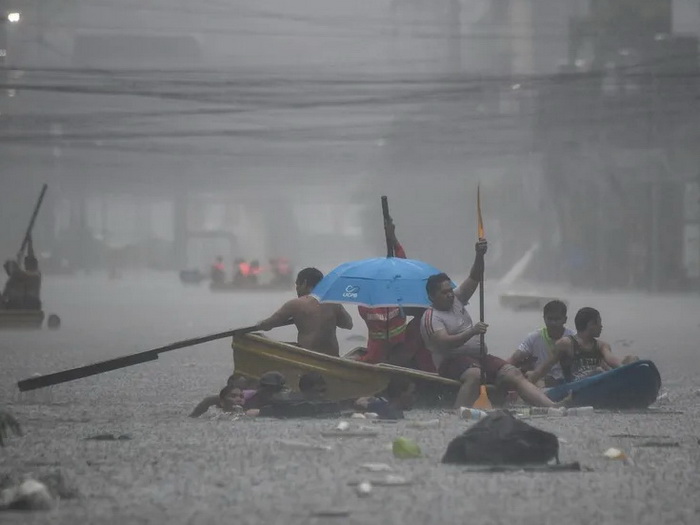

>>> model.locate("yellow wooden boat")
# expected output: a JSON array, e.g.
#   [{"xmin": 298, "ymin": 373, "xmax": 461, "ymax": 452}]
[
  {"xmin": 232, "ymin": 333, "xmax": 460, "ymax": 403},
  {"xmin": 0, "ymin": 309, "xmax": 45, "ymax": 329}
]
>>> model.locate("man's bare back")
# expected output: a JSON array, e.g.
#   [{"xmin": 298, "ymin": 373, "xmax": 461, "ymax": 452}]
[
  {"xmin": 288, "ymin": 296, "xmax": 352, "ymax": 355},
  {"xmin": 257, "ymin": 295, "xmax": 353, "ymax": 356}
]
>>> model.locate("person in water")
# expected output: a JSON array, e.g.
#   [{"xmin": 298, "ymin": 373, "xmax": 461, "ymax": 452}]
[
  {"xmin": 508, "ymin": 300, "xmax": 573, "ymax": 387},
  {"xmin": 355, "ymin": 376, "xmax": 417, "ymax": 420},
  {"xmin": 256, "ymin": 267, "xmax": 353, "ymax": 356},
  {"xmin": 297, "ymin": 372, "xmax": 328, "ymax": 401},
  {"xmin": 528, "ymin": 307, "xmax": 638, "ymax": 385},
  {"xmin": 218, "ymin": 385, "xmax": 246, "ymax": 413}
]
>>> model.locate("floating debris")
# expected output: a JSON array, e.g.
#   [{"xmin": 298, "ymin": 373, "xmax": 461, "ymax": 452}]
[
  {"xmin": 335, "ymin": 421, "xmax": 350, "ymax": 431},
  {"xmin": 311, "ymin": 508, "xmax": 351, "ymax": 517},
  {"xmin": 84, "ymin": 433, "xmax": 132, "ymax": 441},
  {"xmin": 461, "ymin": 462, "xmax": 583, "ymax": 473},
  {"xmin": 276, "ymin": 439, "xmax": 332, "ymax": 451},
  {"xmin": 407, "ymin": 419, "xmax": 440, "ymax": 428},
  {"xmin": 349, "ymin": 474, "xmax": 412, "ymax": 487},
  {"xmin": 359, "ymin": 463, "xmax": 392, "ymax": 472},
  {"xmin": 636, "ymin": 441, "xmax": 680, "ymax": 448},
  {"xmin": 355, "ymin": 481, "xmax": 372, "ymax": 497},
  {"xmin": 603, "ymin": 447, "xmax": 626, "ymax": 459},
  {"xmin": 392, "ymin": 437, "xmax": 422, "ymax": 459},
  {"xmin": 0, "ymin": 479, "xmax": 55, "ymax": 511},
  {"xmin": 320, "ymin": 431, "xmax": 378, "ymax": 438},
  {"xmin": 610, "ymin": 434, "xmax": 672, "ymax": 439}
]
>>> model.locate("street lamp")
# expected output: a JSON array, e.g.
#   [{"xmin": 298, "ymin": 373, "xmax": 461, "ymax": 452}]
[{"xmin": 7, "ymin": 12, "xmax": 21, "ymax": 23}]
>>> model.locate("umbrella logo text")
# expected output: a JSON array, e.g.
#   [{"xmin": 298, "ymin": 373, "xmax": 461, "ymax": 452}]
[{"xmin": 343, "ymin": 285, "xmax": 360, "ymax": 298}]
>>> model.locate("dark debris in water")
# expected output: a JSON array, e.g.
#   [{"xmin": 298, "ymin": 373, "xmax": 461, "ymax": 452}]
[
  {"xmin": 635, "ymin": 441, "xmax": 680, "ymax": 448},
  {"xmin": 460, "ymin": 462, "xmax": 585, "ymax": 473},
  {"xmin": 610, "ymin": 434, "xmax": 672, "ymax": 439},
  {"xmin": 311, "ymin": 509, "xmax": 351, "ymax": 517},
  {"xmin": 84, "ymin": 433, "xmax": 132, "ymax": 441}
]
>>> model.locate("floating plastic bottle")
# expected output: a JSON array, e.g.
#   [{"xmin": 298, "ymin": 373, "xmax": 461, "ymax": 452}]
[
  {"xmin": 459, "ymin": 407, "xmax": 488, "ymax": 421},
  {"xmin": 566, "ymin": 406, "xmax": 594, "ymax": 416}
]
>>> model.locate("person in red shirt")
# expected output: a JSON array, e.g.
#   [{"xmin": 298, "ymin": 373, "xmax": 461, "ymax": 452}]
[
  {"xmin": 357, "ymin": 220, "xmax": 408, "ymax": 364},
  {"xmin": 210, "ymin": 256, "xmax": 226, "ymax": 285}
]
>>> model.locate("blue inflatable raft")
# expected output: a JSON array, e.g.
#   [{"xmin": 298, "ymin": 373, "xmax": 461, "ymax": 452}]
[{"xmin": 545, "ymin": 360, "xmax": 661, "ymax": 409}]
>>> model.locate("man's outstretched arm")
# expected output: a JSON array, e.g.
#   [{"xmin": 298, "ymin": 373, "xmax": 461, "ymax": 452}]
[
  {"xmin": 454, "ymin": 240, "xmax": 487, "ymax": 305},
  {"xmin": 257, "ymin": 300, "xmax": 296, "ymax": 331}
]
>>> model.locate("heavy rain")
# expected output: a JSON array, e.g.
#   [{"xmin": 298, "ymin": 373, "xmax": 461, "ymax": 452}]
[{"xmin": 1, "ymin": 1, "xmax": 699, "ymax": 523}]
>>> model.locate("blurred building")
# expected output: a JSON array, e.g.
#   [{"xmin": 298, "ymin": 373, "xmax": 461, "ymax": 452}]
[{"xmin": 535, "ymin": 0, "xmax": 700, "ymax": 291}]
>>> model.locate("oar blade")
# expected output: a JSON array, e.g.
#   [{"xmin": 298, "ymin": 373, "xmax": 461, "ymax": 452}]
[{"xmin": 477, "ymin": 184, "xmax": 485, "ymax": 240}]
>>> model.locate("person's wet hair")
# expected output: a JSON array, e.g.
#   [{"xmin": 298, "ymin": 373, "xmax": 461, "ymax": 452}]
[
  {"xmin": 296, "ymin": 267, "xmax": 323, "ymax": 288},
  {"xmin": 385, "ymin": 376, "xmax": 414, "ymax": 400},
  {"xmin": 299, "ymin": 372, "xmax": 326, "ymax": 393},
  {"xmin": 219, "ymin": 384, "xmax": 237, "ymax": 400},
  {"xmin": 226, "ymin": 374, "xmax": 251, "ymax": 389},
  {"xmin": 574, "ymin": 307, "xmax": 600, "ymax": 332},
  {"xmin": 258, "ymin": 371, "xmax": 286, "ymax": 391},
  {"xmin": 543, "ymin": 300, "xmax": 567, "ymax": 317},
  {"xmin": 426, "ymin": 273, "xmax": 451, "ymax": 297}
]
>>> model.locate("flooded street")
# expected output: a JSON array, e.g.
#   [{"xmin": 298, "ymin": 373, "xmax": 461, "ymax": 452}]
[{"xmin": 1, "ymin": 273, "xmax": 699, "ymax": 524}]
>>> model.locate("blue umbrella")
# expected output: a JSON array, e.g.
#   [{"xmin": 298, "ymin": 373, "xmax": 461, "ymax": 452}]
[{"xmin": 311, "ymin": 257, "xmax": 452, "ymax": 308}]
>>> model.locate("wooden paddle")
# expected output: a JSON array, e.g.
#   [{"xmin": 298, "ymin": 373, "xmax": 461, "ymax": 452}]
[
  {"xmin": 17, "ymin": 184, "xmax": 48, "ymax": 261},
  {"xmin": 17, "ymin": 320, "xmax": 293, "ymax": 392},
  {"xmin": 472, "ymin": 184, "xmax": 492, "ymax": 410},
  {"xmin": 381, "ymin": 196, "xmax": 394, "ymax": 257}
]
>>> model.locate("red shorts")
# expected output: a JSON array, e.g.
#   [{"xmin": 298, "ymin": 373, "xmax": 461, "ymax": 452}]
[
  {"xmin": 358, "ymin": 339, "xmax": 394, "ymax": 364},
  {"xmin": 438, "ymin": 354, "xmax": 508, "ymax": 384}
]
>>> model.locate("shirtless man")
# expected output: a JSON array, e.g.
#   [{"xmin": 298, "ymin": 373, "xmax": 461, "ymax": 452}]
[
  {"xmin": 256, "ymin": 267, "xmax": 353, "ymax": 356},
  {"xmin": 528, "ymin": 307, "xmax": 635, "ymax": 385}
]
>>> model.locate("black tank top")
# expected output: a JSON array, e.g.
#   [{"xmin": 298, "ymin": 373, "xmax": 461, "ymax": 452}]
[{"xmin": 564, "ymin": 336, "xmax": 602, "ymax": 382}]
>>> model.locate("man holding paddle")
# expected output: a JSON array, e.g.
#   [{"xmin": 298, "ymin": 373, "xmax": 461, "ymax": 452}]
[
  {"xmin": 1, "ymin": 235, "xmax": 42, "ymax": 310},
  {"xmin": 420, "ymin": 241, "xmax": 568, "ymax": 409}
]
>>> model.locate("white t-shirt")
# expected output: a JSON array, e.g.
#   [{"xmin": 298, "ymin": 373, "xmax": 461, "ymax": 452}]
[
  {"xmin": 420, "ymin": 298, "xmax": 482, "ymax": 369},
  {"xmin": 517, "ymin": 327, "xmax": 574, "ymax": 381}
]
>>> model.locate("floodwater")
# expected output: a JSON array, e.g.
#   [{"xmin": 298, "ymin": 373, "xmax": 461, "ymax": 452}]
[{"xmin": 1, "ymin": 273, "xmax": 699, "ymax": 524}]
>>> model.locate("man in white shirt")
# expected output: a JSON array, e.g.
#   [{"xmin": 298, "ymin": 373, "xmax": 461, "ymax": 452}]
[
  {"xmin": 420, "ymin": 240, "xmax": 567, "ymax": 409},
  {"xmin": 508, "ymin": 300, "xmax": 573, "ymax": 387}
]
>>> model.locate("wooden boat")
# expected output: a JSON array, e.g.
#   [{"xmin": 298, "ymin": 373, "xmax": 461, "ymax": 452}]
[
  {"xmin": 499, "ymin": 293, "xmax": 567, "ymax": 312},
  {"xmin": 179, "ymin": 269, "xmax": 206, "ymax": 284},
  {"xmin": 0, "ymin": 309, "xmax": 45, "ymax": 329},
  {"xmin": 545, "ymin": 360, "xmax": 661, "ymax": 409},
  {"xmin": 232, "ymin": 333, "xmax": 460, "ymax": 405}
]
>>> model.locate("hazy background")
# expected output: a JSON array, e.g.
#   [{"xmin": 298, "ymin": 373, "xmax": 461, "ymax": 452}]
[{"xmin": 1, "ymin": 0, "xmax": 699, "ymax": 291}]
